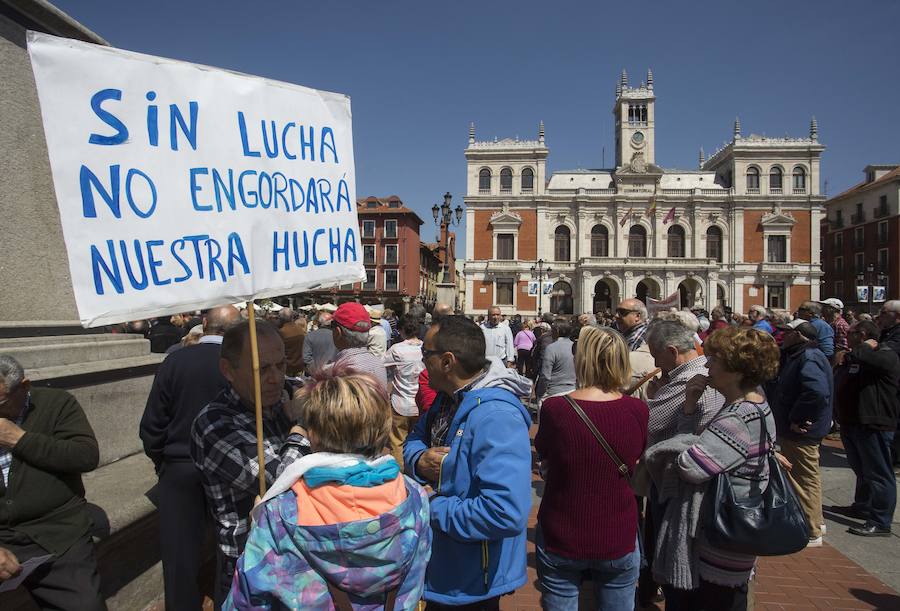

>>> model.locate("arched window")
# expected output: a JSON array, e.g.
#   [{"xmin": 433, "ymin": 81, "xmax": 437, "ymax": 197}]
[
  {"xmin": 628, "ymin": 225, "xmax": 646, "ymax": 258},
  {"xmin": 667, "ymin": 225, "xmax": 685, "ymax": 258},
  {"xmin": 521, "ymin": 167, "xmax": 534, "ymax": 192},
  {"xmin": 769, "ymin": 166, "xmax": 783, "ymax": 192},
  {"xmin": 500, "ymin": 168, "xmax": 513, "ymax": 193},
  {"xmin": 792, "ymin": 166, "xmax": 807, "ymax": 192},
  {"xmin": 706, "ymin": 226, "xmax": 723, "ymax": 262},
  {"xmin": 554, "ymin": 225, "xmax": 571, "ymax": 262},
  {"xmin": 478, "ymin": 168, "xmax": 491, "ymax": 193},
  {"xmin": 746, "ymin": 166, "xmax": 760, "ymax": 191},
  {"xmin": 590, "ymin": 224, "xmax": 609, "ymax": 257},
  {"xmin": 550, "ymin": 281, "xmax": 574, "ymax": 315}
]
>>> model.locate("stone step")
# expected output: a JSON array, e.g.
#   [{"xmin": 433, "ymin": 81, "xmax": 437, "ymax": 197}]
[
  {"xmin": 2, "ymin": 336, "xmax": 151, "ymax": 369},
  {"xmin": 0, "ymin": 333, "xmax": 143, "ymax": 348}
]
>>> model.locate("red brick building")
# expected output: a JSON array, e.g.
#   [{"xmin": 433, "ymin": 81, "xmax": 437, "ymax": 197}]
[
  {"xmin": 822, "ymin": 165, "xmax": 899, "ymax": 312},
  {"xmin": 301, "ymin": 196, "xmax": 427, "ymax": 312}
]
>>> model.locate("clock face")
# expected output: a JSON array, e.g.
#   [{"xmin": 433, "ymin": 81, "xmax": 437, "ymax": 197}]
[{"xmin": 632, "ymin": 131, "xmax": 645, "ymax": 145}]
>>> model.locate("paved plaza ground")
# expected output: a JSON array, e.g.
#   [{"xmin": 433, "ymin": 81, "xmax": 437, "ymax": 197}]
[{"xmin": 498, "ymin": 431, "xmax": 900, "ymax": 611}]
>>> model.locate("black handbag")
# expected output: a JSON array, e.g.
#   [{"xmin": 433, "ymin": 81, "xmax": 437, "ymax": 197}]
[{"xmin": 704, "ymin": 403, "xmax": 810, "ymax": 556}]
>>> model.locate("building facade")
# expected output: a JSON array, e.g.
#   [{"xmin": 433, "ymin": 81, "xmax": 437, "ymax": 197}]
[
  {"xmin": 302, "ymin": 196, "xmax": 424, "ymax": 312},
  {"xmin": 462, "ymin": 69, "xmax": 826, "ymax": 317},
  {"xmin": 821, "ymin": 165, "xmax": 900, "ymax": 312}
]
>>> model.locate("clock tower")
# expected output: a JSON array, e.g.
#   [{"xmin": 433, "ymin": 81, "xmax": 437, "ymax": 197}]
[{"xmin": 613, "ymin": 68, "xmax": 656, "ymax": 168}]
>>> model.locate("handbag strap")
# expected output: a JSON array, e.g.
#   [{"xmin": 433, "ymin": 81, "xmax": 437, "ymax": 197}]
[
  {"xmin": 625, "ymin": 367, "xmax": 662, "ymax": 396},
  {"xmin": 562, "ymin": 394, "xmax": 630, "ymax": 478}
]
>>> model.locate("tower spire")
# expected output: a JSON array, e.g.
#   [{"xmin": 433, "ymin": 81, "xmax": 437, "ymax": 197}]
[
  {"xmin": 809, "ymin": 116, "xmax": 818, "ymax": 141},
  {"xmin": 699, "ymin": 146, "xmax": 705, "ymax": 169},
  {"xmin": 538, "ymin": 120, "xmax": 545, "ymax": 145},
  {"xmin": 468, "ymin": 121, "xmax": 475, "ymax": 145},
  {"xmin": 620, "ymin": 69, "xmax": 628, "ymax": 88},
  {"xmin": 733, "ymin": 116, "xmax": 742, "ymax": 140},
  {"xmin": 646, "ymin": 67, "xmax": 653, "ymax": 90}
]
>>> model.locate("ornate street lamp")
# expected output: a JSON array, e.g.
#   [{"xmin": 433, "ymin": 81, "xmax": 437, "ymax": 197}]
[
  {"xmin": 433, "ymin": 192, "xmax": 463, "ymax": 283},
  {"xmin": 530, "ymin": 258, "xmax": 552, "ymax": 317}
]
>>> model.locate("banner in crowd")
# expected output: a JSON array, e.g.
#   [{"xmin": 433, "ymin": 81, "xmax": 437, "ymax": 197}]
[
  {"xmin": 857, "ymin": 286, "xmax": 870, "ymax": 303},
  {"xmin": 28, "ymin": 32, "xmax": 363, "ymax": 327},
  {"xmin": 647, "ymin": 291, "xmax": 680, "ymax": 316},
  {"xmin": 873, "ymin": 286, "xmax": 886, "ymax": 303}
]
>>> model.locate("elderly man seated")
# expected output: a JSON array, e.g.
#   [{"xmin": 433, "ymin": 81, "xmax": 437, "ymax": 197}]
[{"xmin": 0, "ymin": 355, "xmax": 104, "ymax": 610}]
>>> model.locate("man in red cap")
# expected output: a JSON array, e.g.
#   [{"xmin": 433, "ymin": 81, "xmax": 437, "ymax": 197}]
[{"xmin": 330, "ymin": 302, "xmax": 388, "ymax": 391}]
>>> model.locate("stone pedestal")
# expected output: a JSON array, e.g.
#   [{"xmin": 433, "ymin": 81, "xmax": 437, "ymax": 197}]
[{"xmin": 436, "ymin": 282, "xmax": 460, "ymax": 312}]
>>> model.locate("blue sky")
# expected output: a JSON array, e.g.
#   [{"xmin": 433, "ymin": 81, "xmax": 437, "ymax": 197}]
[{"xmin": 52, "ymin": 0, "xmax": 900, "ymax": 255}]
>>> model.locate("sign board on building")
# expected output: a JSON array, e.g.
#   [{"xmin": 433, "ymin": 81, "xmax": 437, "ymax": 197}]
[{"xmin": 28, "ymin": 32, "xmax": 363, "ymax": 327}]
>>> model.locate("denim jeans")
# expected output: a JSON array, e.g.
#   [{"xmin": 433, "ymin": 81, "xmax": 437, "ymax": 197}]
[
  {"xmin": 535, "ymin": 527, "xmax": 639, "ymax": 611},
  {"xmin": 841, "ymin": 425, "xmax": 897, "ymax": 529}
]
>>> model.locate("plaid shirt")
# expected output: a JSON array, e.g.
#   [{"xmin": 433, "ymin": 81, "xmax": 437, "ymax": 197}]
[
  {"xmin": 832, "ymin": 315, "xmax": 850, "ymax": 352},
  {"xmin": 430, "ymin": 368, "xmax": 488, "ymax": 447},
  {"xmin": 190, "ymin": 385, "xmax": 309, "ymax": 584},
  {"xmin": 624, "ymin": 322, "xmax": 649, "ymax": 351},
  {"xmin": 0, "ymin": 393, "xmax": 30, "ymax": 487},
  {"xmin": 646, "ymin": 356, "xmax": 724, "ymax": 448}
]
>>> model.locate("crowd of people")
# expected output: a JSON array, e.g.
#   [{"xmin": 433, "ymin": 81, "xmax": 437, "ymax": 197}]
[{"xmin": 0, "ymin": 296, "xmax": 898, "ymax": 610}]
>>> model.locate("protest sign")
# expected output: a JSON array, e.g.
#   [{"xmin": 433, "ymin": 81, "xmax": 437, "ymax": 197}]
[
  {"xmin": 28, "ymin": 32, "xmax": 363, "ymax": 327},
  {"xmin": 647, "ymin": 291, "xmax": 680, "ymax": 316}
]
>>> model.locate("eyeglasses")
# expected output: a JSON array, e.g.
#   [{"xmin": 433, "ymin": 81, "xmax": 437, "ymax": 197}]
[{"xmin": 421, "ymin": 348, "xmax": 444, "ymax": 361}]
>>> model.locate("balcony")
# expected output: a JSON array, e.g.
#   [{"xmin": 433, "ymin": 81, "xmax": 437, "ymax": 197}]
[
  {"xmin": 478, "ymin": 187, "xmax": 491, "ymax": 195},
  {"xmin": 757, "ymin": 261, "xmax": 796, "ymax": 275},
  {"xmin": 770, "ymin": 187, "xmax": 783, "ymax": 195},
  {"xmin": 500, "ymin": 186, "xmax": 512, "ymax": 195},
  {"xmin": 793, "ymin": 187, "xmax": 807, "ymax": 195},
  {"xmin": 851, "ymin": 212, "xmax": 866, "ymax": 224},
  {"xmin": 875, "ymin": 204, "xmax": 890, "ymax": 219},
  {"xmin": 746, "ymin": 187, "xmax": 760, "ymax": 195},
  {"xmin": 830, "ymin": 217, "xmax": 844, "ymax": 229}
]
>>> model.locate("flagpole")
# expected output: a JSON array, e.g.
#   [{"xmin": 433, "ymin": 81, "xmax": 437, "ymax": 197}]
[{"xmin": 246, "ymin": 300, "xmax": 267, "ymax": 498}]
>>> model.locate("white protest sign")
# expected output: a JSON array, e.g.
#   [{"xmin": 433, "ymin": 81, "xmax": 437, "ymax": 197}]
[
  {"xmin": 647, "ymin": 291, "xmax": 680, "ymax": 316},
  {"xmin": 27, "ymin": 32, "xmax": 363, "ymax": 327}
]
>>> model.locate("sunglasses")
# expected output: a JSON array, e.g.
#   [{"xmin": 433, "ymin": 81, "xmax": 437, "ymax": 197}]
[
  {"xmin": 421, "ymin": 348, "xmax": 444, "ymax": 360},
  {"xmin": 616, "ymin": 308, "xmax": 639, "ymax": 316}
]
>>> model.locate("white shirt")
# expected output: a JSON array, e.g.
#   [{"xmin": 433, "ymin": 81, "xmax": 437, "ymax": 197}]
[
  {"xmin": 383, "ymin": 339, "xmax": 424, "ymax": 416},
  {"xmin": 481, "ymin": 323, "xmax": 516, "ymax": 363}
]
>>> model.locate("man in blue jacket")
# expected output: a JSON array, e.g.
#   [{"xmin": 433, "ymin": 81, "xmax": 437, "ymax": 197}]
[
  {"xmin": 768, "ymin": 319, "xmax": 833, "ymax": 546},
  {"xmin": 405, "ymin": 315, "xmax": 533, "ymax": 609}
]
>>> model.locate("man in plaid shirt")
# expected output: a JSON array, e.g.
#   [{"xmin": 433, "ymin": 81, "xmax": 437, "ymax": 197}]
[{"xmin": 190, "ymin": 320, "xmax": 309, "ymax": 609}]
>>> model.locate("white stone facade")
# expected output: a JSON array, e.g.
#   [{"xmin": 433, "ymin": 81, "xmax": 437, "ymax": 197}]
[{"xmin": 462, "ymin": 70, "xmax": 826, "ymax": 317}]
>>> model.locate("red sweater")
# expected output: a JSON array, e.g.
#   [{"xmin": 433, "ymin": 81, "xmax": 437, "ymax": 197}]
[{"xmin": 535, "ymin": 395, "xmax": 648, "ymax": 560}]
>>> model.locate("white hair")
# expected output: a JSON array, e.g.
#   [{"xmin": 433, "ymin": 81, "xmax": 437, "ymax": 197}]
[{"xmin": 0, "ymin": 355, "xmax": 26, "ymax": 390}]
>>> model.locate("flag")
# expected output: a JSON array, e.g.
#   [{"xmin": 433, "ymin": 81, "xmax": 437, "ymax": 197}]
[
  {"xmin": 647, "ymin": 197, "xmax": 657, "ymax": 215},
  {"xmin": 619, "ymin": 207, "xmax": 633, "ymax": 227},
  {"xmin": 663, "ymin": 206, "xmax": 676, "ymax": 224}
]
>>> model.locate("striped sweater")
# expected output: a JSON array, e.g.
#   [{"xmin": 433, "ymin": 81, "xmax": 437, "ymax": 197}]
[{"xmin": 676, "ymin": 399, "xmax": 775, "ymax": 587}]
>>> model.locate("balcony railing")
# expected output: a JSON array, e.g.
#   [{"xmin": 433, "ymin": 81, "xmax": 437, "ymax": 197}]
[
  {"xmin": 478, "ymin": 187, "xmax": 491, "ymax": 195},
  {"xmin": 746, "ymin": 187, "xmax": 760, "ymax": 195},
  {"xmin": 793, "ymin": 187, "xmax": 807, "ymax": 195},
  {"xmin": 851, "ymin": 212, "xmax": 866, "ymax": 224},
  {"xmin": 770, "ymin": 187, "xmax": 783, "ymax": 195},
  {"xmin": 831, "ymin": 217, "xmax": 844, "ymax": 229},
  {"xmin": 499, "ymin": 186, "xmax": 512, "ymax": 195},
  {"xmin": 875, "ymin": 205, "xmax": 890, "ymax": 219}
]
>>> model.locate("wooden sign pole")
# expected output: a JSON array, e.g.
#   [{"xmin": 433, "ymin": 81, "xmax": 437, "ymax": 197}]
[{"xmin": 246, "ymin": 300, "xmax": 267, "ymax": 497}]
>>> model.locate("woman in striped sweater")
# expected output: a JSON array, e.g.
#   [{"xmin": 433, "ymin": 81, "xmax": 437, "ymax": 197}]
[{"xmin": 664, "ymin": 326, "xmax": 781, "ymax": 611}]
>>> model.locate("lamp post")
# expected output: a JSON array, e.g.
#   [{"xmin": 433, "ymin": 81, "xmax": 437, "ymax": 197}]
[
  {"xmin": 530, "ymin": 258, "xmax": 552, "ymax": 317},
  {"xmin": 432, "ymin": 192, "xmax": 463, "ymax": 284}
]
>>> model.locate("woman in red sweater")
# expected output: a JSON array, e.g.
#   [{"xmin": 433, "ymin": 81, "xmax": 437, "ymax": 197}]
[{"xmin": 535, "ymin": 326, "xmax": 649, "ymax": 611}]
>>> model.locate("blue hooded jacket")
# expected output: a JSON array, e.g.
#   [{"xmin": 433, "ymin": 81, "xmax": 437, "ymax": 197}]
[{"xmin": 404, "ymin": 358, "xmax": 533, "ymax": 605}]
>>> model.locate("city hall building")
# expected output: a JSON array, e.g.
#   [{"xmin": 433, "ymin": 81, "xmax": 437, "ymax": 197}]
[{"xmin": 461, "ymin": 70, "xmax": 825, "ymax": 317}]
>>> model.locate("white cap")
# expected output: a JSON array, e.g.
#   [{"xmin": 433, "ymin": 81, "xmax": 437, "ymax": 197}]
[{"xmin": 820, "ymin": 298, "xmax": 844, "ymax": 311}]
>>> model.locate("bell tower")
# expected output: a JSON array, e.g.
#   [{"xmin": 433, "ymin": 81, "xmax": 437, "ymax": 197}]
[{"xmin": 613, "ymin": 68, "xmax": 656, "ymax": 168}]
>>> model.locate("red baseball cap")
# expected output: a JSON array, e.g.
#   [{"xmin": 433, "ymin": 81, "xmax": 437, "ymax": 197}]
[{"xmin": 333, "ymin": 302, "xmax": 372, "ymax": 332}]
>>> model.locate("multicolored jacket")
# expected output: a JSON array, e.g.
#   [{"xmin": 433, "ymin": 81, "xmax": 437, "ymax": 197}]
[{"xmin": 224, "ymin": 475, "xmax": 431, "ymax": 610}]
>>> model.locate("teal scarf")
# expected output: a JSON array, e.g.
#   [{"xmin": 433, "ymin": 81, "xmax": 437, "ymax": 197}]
[{"xmin": 304, "ymin": 458, "xmax": 400, "ymax": 489}]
